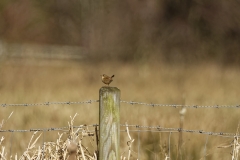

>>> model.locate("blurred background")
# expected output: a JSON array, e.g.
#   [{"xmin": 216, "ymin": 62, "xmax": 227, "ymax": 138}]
[
  {"xmin": 1, "ymin": 0, "xmax": 240, "ymax": 63},
  {"xmin": 1, "ymin": 0, "xmax": 240, "ymax": 159}
]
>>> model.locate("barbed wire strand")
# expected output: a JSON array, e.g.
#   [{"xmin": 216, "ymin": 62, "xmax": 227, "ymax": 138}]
[
  {"xmin": 1, "ymin": 100, "xmax": 240, "ymax": 109},
  {"xmin": 0, "ymin": 100, "xmax": 99, "ymax": 107},
  {"xmin": 121, "ymin": 124, "xmax": 240, "ymax": 137},
  {"xmin": 121, "ymin": 100, "xmax": 240, "ymax": 109},
  {"xmin": 1, "ymin": 124, "xmax": 239, "ymax": 138},
  {"xmin": 0, "ymin": 125, "xmax": 99, "ymax": 133}
]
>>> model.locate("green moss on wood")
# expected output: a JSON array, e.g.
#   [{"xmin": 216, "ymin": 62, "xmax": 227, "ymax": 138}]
[{"xmin": 99, "ymin": 87, "xmax": 120, "ymax": 160}]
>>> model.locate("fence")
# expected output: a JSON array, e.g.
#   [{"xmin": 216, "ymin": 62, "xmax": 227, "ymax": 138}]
[{"xmin": 1, "ymin": 86, "xmax": 240, "ymax": 160}]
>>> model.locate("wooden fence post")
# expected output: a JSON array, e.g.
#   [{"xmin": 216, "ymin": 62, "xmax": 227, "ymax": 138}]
[{"xmin": 99, "ymin": 87, "xmax": 120, "ymax": 160}]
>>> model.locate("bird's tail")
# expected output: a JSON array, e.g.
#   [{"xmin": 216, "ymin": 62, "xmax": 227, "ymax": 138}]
[{"xmin": 111, "ymin": 75, "xmax": 115, "ymax": 78}]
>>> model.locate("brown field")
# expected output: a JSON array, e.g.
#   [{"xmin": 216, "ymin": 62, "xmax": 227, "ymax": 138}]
[{"xmin": 1, "ymin": 58, "xmax": 240, "ymax": 159}]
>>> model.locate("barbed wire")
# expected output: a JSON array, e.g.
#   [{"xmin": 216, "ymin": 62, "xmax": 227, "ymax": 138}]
[
  {"xmin": 1, "ymin": 124, "xmax": 239, "ymax": 138},
  {"xmin": 1, "ymin": 100, "xmax": 240, "ymax": 109},
  {"xmin": 121, "ymin": 100, "xmax": 240, "ymax": 109},
  {"xmin": 0, "ymin": 100, "xmax": 99, "ymax": 107},
  {"xmin": 121, "ymin": 124, "xmax": 240, "ymax": 138},
  {"xmin": 0, "ymin": 125, "xmax": 98, "ymax": 133}
]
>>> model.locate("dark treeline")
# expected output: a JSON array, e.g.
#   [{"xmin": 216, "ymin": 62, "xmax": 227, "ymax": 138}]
[{"xmin": 0, "ymin": 0, "xmax": 240, "ymax": 64}]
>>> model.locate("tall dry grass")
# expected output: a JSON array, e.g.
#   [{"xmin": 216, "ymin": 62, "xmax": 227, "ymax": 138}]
[{"xmin": 1, "ymin": 58, "xmax": 240, "ymax": 159}]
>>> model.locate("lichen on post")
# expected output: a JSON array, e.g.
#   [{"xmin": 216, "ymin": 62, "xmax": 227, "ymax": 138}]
[{"xmin": 99, "ymin": 87, "xmax": 120, "ymax": 160}]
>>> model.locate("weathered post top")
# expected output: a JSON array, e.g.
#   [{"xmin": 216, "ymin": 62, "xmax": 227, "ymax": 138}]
[
  {"xmin": 99, "ymin": 86, "xmax": 120, "ymax": 94},
  {"xmin": 99, "ymin": 86, "xmax": 120, "ymax": 160}
]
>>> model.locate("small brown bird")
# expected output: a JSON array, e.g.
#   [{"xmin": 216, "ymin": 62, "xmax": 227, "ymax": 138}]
[{"xmin": 101, "ymin": 74, "xmax": 114, "ymax": 86}]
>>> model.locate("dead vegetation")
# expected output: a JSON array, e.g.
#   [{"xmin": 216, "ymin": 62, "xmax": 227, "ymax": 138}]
[{"xmin": 0, "ymin": 114, "xmax": 98, "ymax": 160}]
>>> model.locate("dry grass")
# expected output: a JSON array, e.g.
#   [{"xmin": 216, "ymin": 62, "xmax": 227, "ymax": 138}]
[
  {"xmin": 0, "ymin": 113, "xmax": 98, "ymax": 159},
  {"xmin": 1, "ymin": 58, "xmax": 240, "ymax": 159}
]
